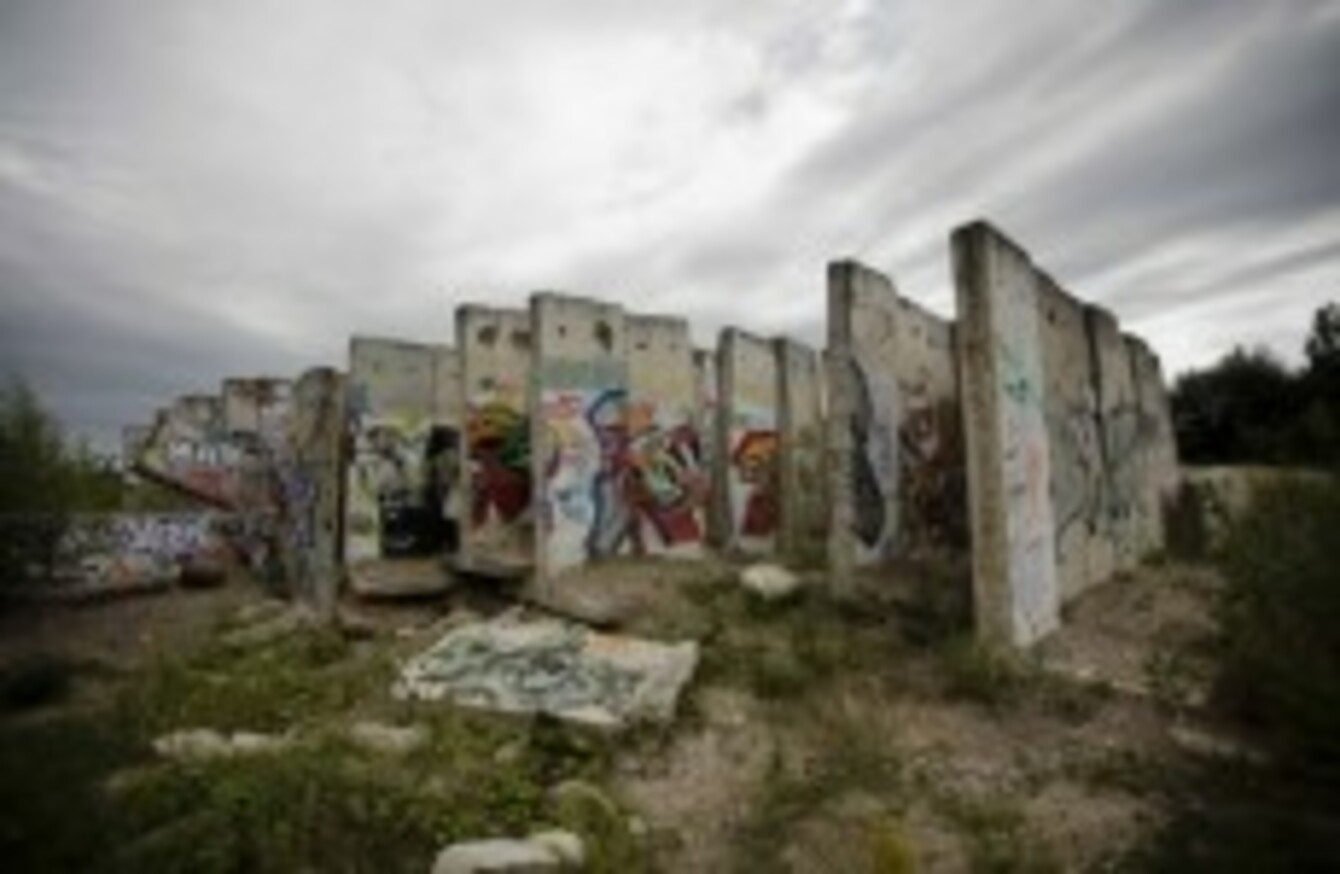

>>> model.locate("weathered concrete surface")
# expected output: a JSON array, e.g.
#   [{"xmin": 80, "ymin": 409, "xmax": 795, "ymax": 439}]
[
  {"xmin": 775, "ymin": 338, "xmax": 826, "ymax": 564},
  {"xmin": 693, "ymin": 348, "xmax": 726, "ymax": 550},
  {"xmin": 954, "ymin": 223, "xmax": 1060, "ymax": 647},
  {"xmin": 345, "ymin": 337, "xmax": 455, "ymax": 596},
  {"xmin": 137, "ymin": 395, "xmax": 236, "ymax": 507},
  {"xmin": 458, "ymin": 306, "xmax": 534, "ymax": 573},
  {"xmin": 625, "ymin": 315, "xmax": 706, "ymax": 559},
  {"xmin": 221, "ymin": 378, "xmax": 292, "ymax": 578},
  {"xmin": 827, "ymin": 261, "xmax": 966, "ymax": 593},
  {"xmin": 719, "ymin": 328, "xmax": 779, "ymax": 556},
  {"xmin": 394, "ymin": 617, "xmax": 699, "ymax": 730},
  {"xmin": 53, "ymin": 512, "xmax": 230, "ymax": 593},
  {"xmin": 954, "ymin": 222, "xmax": 1179, "ymax": 646},
  {"xmin": 280, "ymin": 367, "xmax": 346, "ymax": 617},
  {"xmin": 1087, "ymin": 306, "xmax": 1142, "ymax": 583},
  {"xmin": 827, "ymin": 262, "xmax": 901, "ymax": 588},
  {"xmin": 891, "ymin": 295, "xmax": 966, "ymax": 556},
  {"xmin": 1127, "ymin": 336, "xmax": 1179, "ymax": 555},
  {"xmin": 531, "ymin": 294, "xmax": 629, "ymax": 585},
  {"xmin": 1037, "ymin": 277, "xmax": 1101, "ymax": 604}
]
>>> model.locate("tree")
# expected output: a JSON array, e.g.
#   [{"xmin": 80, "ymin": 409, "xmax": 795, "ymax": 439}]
[
  {"xmin": 1171, "ymin": 346, "xmax": 1298, "ymax": 464},
  {"xmin": 0, "ymin": 375, "xmax": 122, "ymax": 584}
]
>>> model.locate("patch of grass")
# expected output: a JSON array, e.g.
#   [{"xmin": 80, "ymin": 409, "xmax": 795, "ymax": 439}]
[
  {"xmin": 551, "ymin": 778, "xmax": 644, "ymax": 874},
  {"xmin": 0, "ymin": 712, "xmax": 142, "ymax": 871},
  {"xmin": 0, "ymin": 618, "xmax": 638, "ymax": 873},
  {"xmin": 939, "ymin": 636, "xmax": 1034, "ymax": 710},
  {"xmin": 934, "ymin": 793, "xmax": 1061, "ymax": 874},
  {"xmin": 731, "ymin": 702, "xmax": 907, "ymax": 872},
  {"xmin": 118, "ymin": 626, "xmax": 392, "ymax": 735},
  {"xmin": 869, "ymin": 817, "xmax": 918, "ymax": 874},
  {"xmin": 108, "ymin": 731, "xmax": 550, "ymax": 874}
]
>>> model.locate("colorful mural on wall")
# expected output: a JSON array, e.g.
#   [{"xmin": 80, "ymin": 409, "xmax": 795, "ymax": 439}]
[
  {"xmin": 540, "ymin": 383, "xmax": 627, "ymax": 572},
  {"xmin": 468, "ymin": 399, "xmax": 531, "ymax": 536},
  {"xmin": 728, "ymin": 413, "xmax": 779, "ymax": 549},
  {"xmin": 459, "ymin": 306, "xmax": 534, "ymax": 569},
  {"xmin": 622, "ymin": 398, "xmax": 706, "ymax": 555}
]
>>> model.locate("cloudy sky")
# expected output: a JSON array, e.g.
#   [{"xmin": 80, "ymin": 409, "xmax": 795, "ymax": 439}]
[{"xmin": 1, "ymin": 0, "xmax": 1337, "ymax": 451}]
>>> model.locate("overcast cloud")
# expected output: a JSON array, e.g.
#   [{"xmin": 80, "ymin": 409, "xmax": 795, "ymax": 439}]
[{"xmin": 1, "ymin": 0, "xmax": 1337, "ymax": 450}]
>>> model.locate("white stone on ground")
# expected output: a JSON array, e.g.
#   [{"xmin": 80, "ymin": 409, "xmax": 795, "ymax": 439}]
[
  {"xmin": 430, "ymin": 837, "xmax": 565, "ymax": 873},
  {"xmin": 739, "ymin": 564, "xmax": 802, "ymax": 602},
  {"xmin": 348, "ymin": 720, "xmax": 428, "ymax": 756},
  {"xmin": 152, "ymin": 728, "xmax": 291, "ymax": 760},
  {"xmin": 526, "ymin": 830, "xmax": 585, "ymax": 867}
]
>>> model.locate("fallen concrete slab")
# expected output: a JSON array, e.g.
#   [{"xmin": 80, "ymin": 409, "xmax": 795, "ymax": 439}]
[
  {"xmin": 347, "ymin": 557, "xmax": 453, "ymax": 598},
  {"xmin": 393, "ymin": 617, "xmax": 698, "ymax": 730}
]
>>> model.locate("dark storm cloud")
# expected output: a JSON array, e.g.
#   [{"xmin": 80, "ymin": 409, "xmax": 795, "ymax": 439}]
[{"xmin": 0, "ymin": 0, "xmax": 1336, "ymax": 451}]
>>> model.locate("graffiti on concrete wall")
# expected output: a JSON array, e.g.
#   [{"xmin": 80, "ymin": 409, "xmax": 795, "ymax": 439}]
[
  {"xmin": 55, "ymin": 513, "xmax": 229, "ymax": 589},
  {"xmin": 898, "ymin": 370, "xmax": 967, "ymax": 552},
  {"xmin": 848, "ymin": 358, "xmax": 898, "ymax": 561},
  {"xmin": 540, "ymin": 384, "xmax": 627, "ymax": 573},
  {"xmin": 728, "ymin": 409, "xmax": 779, "ymax": 549},
  {"xmin": 140, "ymin": 398, "xmax": 238, "ymax": 506},
  {"xmin": 347, "ymin": 414, "xmax": 457, "ymax": 561},
  {"xmin": 468, "ymin": 397, "xmax": 531, "ymax": 536},
  {"xmin": 994, "ymin": 270, "xmax": 1058, "ymax": 643},
  {"xmin": 623, "ymin": 399, "xmax": 706, "ymax": 554},
  {"xmin": 279, "ymin": 369, "xmax": 344, "ymax": 605}
]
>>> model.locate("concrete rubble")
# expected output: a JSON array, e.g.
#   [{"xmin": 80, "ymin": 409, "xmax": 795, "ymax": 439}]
[
  {"xmin": 347, "ymin": 720, "xmax": 429, "ymax": 756},
  {"xmin": 152, "ymin": 728, "xmax": 292, "ymax": 760},
  {"xmin": 431, "ymin": 829, "xmax": 584, "ymax": 874},
  {"xmin": 393, "ymin": 617, "xmax": 699, "ymax": 730},
  {"xmin": 739, "ymin": 563, "xmax": 803, "ymax": 602}
]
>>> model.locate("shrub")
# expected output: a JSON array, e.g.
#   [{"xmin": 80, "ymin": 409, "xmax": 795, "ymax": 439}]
[{"xmin": 1211, "ymin": 470, "xmax": 1340, "ymax": 779}]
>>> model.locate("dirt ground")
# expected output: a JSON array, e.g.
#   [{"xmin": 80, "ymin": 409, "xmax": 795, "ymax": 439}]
[{"xmin": 0, "ymin": 559, "xmax": 1224, "ymax": 872}]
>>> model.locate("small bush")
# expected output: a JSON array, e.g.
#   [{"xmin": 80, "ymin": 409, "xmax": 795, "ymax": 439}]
[
  {"xmin": 940, "ymin": 637, "xmax": 1030, "ymax": 710},
  {"xmin": 1212, "ymin": 471, "xmax": 1340, "ymax": 776}
]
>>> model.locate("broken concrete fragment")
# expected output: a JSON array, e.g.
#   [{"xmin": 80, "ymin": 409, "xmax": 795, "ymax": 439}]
[
  {"xmin": 740, "ymin": 564, "xmax": 802, "ymax": 602},
  {"xmin": 348, "ymin": 557, "xmax": 454, "ymax": 598},
  {"xmin": 394, "ymin": 618, "xmax": 698, "ymax": 730},
  {"xmin": 431, "ymin": 838, "xmax": 561, "ymax": 874},
  {"xmin": 153, "ymin": 728, "xmax": 290, "ymax": 760},
  {"xmin": 348, "ymin": 720, "xmax": 428, "ymax": 756},
  {"xmin": 525, "ymin": 830, "xmax": 584, "ymax": 868}
]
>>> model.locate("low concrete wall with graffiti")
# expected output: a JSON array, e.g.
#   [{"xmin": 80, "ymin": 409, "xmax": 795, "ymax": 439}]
[
  {"xmin": 458, "ymin": 306, "xmax": 534, "ymax": 572},
  {"xmin": 719, "ymin": 328, "xmax": 780, "ymax": 557},
  {"xmin": 954, "ymin": 222, "xmax": 1178, "ymax": 647},
  {"xmin": 53, "ymin": 512, "xmax": 231, "ymax": 592},
  {"xmin": 137, "ymin": 395, "xmax": 238, "ymax": 507}
]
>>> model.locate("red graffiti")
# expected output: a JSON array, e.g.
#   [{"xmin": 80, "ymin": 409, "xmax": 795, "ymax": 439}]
[{"xmin": 732, "ymin": 430, "xmax": 778, "ymax": 537}]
